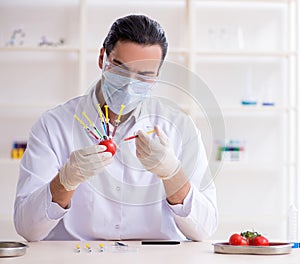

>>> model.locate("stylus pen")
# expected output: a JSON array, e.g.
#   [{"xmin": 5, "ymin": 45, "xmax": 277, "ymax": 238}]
[{"xmin": 141, "ymin": 241, "xmax": 180, "ymax": 245}]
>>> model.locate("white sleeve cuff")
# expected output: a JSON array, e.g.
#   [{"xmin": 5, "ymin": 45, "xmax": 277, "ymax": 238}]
[
  {"xmin": 46, "ymin": 183, "xmax": 70, "ymax": 220},
  {"xmin": 167, "ymin": 186, "xmax": 193, "ymax": 217}
]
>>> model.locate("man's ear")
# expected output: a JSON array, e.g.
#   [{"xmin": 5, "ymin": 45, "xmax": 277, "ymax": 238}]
[{"xmin": 98, "ymin": 47, "xmax": 105, "ymax": 69}]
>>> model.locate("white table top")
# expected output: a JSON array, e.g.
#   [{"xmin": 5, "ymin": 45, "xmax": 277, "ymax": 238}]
[{"xmin": 1, "ymin": 240, "xmax": 299, "ymax": 264}]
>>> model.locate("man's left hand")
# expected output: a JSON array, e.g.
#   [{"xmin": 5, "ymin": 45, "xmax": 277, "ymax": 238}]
[{"xmin": 135, "ymin": 125, "xmax": 181, "ymax": 180}]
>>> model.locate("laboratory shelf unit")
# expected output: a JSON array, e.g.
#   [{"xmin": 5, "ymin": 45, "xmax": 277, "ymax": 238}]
[
  {"xmin": 0, "ymin": 46, "xmax": 80, "ymax": 52},
  {"xmin": 0, "ymin": 0, "xmax": 299, "ymax": 241},
  {"xmin": 189, "ymin": 0, "xmax": 298, "ymax": 241}
]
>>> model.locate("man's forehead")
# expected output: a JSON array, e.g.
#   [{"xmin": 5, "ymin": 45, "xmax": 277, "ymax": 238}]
[{"xmin": 108, "ymin": 41, "xmax": 162, "ymax": 72}]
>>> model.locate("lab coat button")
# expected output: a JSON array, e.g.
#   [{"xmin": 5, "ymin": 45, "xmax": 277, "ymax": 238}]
[
  {"xmin": 115, "ymin": 224, "xmax": 120, "ymax": 229},
  {"xmin": 116, "ymin": 186, "xmax": 120, "ymax": 191}
]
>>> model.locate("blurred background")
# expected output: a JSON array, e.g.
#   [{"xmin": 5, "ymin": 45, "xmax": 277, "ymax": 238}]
[{"xmin": 0, "ymin": 0, "xmax": 299, "ymax": 242}]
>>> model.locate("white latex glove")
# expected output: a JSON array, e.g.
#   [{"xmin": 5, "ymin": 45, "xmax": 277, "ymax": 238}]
[
  {"xmin": 136, "ymin": 125, "xmax": 181, "ymax": 180},
  {"xmin": 59, "ymin": 145, "xmax": 113, "ymax": 191}
]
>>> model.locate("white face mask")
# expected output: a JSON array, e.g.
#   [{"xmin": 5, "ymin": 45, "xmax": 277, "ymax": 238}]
[{"xmin": 101, "ymin": 58, "xmax": 156, "ymax": 114}]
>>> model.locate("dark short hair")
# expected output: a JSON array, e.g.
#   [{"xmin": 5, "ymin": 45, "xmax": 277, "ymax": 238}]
[{"xmin": 103, "ymin": 14, "xmax": 168, "ymax": 61}]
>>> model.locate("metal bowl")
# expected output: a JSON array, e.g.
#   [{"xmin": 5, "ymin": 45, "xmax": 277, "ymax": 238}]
[
  {"xmin": 0, "ymin": 241, "xmax": 28, "ymax": 258},
  {"xmin": 213, "ymin": 242, "xmax": 293, "ymax": 255}
]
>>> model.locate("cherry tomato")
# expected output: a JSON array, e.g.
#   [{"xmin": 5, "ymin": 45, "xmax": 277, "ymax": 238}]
[
  {"xmin": 253, "ymin": 235, "xmax": 269, "ymax": 246},
  {"xmin": 229, "ymin": 233, "xmax": 248, "ymax": 246},
  {"xmin": 241, "ymin": 231, "xmax": 269, "ymax": 246},
  {"xmin": 247, "ymin": 236, "xmax": 256, "ymax": 246},
  {"xmin": 99, "ymin": 139, "xmax": 117, "ymax": 156}
]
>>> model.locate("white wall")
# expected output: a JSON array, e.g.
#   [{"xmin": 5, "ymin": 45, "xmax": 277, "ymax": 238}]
[{"xmin": 0, "ymin": 0, "xmax": 299, "ymax": 241}]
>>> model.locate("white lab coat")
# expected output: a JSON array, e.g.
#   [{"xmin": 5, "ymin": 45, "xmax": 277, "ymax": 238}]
[{"xmin": 14, "ymin": 84, "xmax": 218, "ymax": 242}]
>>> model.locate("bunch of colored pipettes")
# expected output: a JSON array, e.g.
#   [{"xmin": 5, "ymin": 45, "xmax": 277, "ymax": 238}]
[
  {"xmin": 74, "ymin": 104, "xmax": 125, "ymax": 143},
  {"xmin": 74, "ymin": 104, "xmax": 155, "ymax": 142}
]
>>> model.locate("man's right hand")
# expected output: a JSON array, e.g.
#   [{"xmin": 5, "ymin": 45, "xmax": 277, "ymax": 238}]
[{"xmin": 59, "ymin": 145, "xmax": 113, "ymax": 191}]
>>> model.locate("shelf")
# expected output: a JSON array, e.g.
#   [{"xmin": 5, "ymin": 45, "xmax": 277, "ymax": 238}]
[
  {"xmin": 217, "ymin": 161, "xmax": 293, "ymax": 172},
  {"xmin": 194, "ymin": 0, "xmax": 291, "ymax": 7},
  {"xmin": 0, "ymin": 103, "xmax": 61, "ymax": 118},
  {"xmin": 0, "ymin": 46, "xmax": 80, "ymax": 53},
  {"xmin": 1, "ymin": 0, "xmax": 80, "ymax": 6},
  {"xmin": 220, "ymin": 105, "xmax": 292, "ymax": 113},
  {"xmin": 194, "ymin": 0, "xmax": 292, "ymax": 3},
  {"xmin": 218, "ymin": 214, "xmax": 286, "ymax": 223},
  {"xmin": 195, "ymin": 51, "xmax": 295, "ymax": 57},
  {"xmin": 0, "ymin": 159, "xmax": 21, "ymax": 165}
]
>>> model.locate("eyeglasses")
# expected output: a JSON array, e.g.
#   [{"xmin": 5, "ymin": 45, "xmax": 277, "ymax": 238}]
[{"xmin": 103, "ymin": 56, "xmax": 158, "ymax": 84}]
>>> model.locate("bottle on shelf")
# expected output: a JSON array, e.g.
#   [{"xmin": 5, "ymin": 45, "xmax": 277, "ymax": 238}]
[
  {"xmin": 10, "ymin": 141, "xmax": 27, "ymax": 160},
  {"xmin": 287, "ymin": 204, "xmax": 299, "ymax": 248},
  {"xmin": 216, "ymin": 139, "xmax": 246, "ymax": 162},
  {"xmin": 261, "ymin": 81, "xmax": 275, "ymax": 107},
  {"xmin": 241, "ymin": 67, "xmax": 257, "ymax": 106}
]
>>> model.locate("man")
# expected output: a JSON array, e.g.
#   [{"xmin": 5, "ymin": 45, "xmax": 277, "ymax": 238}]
[{"xmin": 14, "ymin": 14, "xmax": 218, "ymax": 241}]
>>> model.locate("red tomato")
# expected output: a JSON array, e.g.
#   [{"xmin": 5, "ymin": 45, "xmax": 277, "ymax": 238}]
[
  {"xmin": 247, "ymin": 236, "xmax": 256, "ymax": 246},
  {"xmin": 229, "ymin": 234, "xmax": 248, "ymax": 246},
  {"xmin": 253, "ymin": 235, "xmax": 269, "ymax": 246},
  {"xmin": 99, "ymin": 139, "xmax": 117, "ymax": 156}
]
